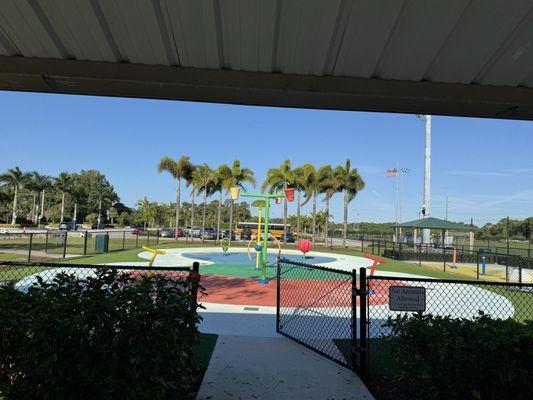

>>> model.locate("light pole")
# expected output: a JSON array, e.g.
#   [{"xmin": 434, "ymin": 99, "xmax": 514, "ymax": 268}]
[{"xmin": 417, "ymin": 114, "xmax": 432, "ymax": 244}]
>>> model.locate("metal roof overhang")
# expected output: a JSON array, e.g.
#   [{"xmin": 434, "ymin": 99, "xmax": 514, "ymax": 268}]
[{"xmin": 1, "ymin": 0, "xmax": 533, "ymax": 120}]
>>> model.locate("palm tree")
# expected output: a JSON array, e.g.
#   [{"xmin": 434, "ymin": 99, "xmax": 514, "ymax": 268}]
[
  {"xmin": 31, "ymin": 172, "xmax": 53, "ymax": 224},
  {"xmin": 192, "ymin": 164, "xmax": 214, "ymax": 242},
  {"xmin": 157, "ymin": 156, "xmax": 194, "ymax": 239},
  {"xmin": 213, "ymin": 164, "xmax": 231, "ymax": 242},
  {"xmin": 0, "ymin": 167, "xmax": 24, "ymax": 226},
  {"xmin": 317, "ymin": 165, "xmax": 339, "ymax": 244},
  {"xmin": 261, "ymin": 160, "xmax": 295, "ymax": 243},
  {"xmin": 136, "ymin": 197, "xmax": 157, "ymax": 228},
  {"xmin": 188, "ymin": 165, "xmax": 199, "ymax": 241},
  {"xmin": 334, "ymin": 159, "xmax": 365, "ymax": 247},
  {"xmin": 55, "ymin": 172, "xmax": 72, "ymax": 222},
  {"xmin": 292, "ymin": 166, "xmax": 305, "ymax": 238},
  {"xmin": 300, "ymin": 164, "xmax": 320, "ymax": 244},
  {"xmin": 222, "ymin": 160, "xmax": 256, "ymax": 234}
]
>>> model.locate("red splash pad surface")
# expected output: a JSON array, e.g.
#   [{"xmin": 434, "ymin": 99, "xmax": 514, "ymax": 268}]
[{"xmin": 199, "ymin": 274, "xmax": 405, "ymax": 307}]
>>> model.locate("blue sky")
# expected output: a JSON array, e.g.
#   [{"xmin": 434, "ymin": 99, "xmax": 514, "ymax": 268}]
[{"xmin": 1, "ymin": 91, "xmax": 531, "ymax": 225}]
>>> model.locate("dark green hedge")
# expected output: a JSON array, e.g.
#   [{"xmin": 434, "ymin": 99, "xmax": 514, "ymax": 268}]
[
  {"xmin": 0, "ymin": 268, "xmax": 203, "ymax": 400},
  {"xmin": 383, "ymin": 313, "xmax": 533, "ymax": 400}
]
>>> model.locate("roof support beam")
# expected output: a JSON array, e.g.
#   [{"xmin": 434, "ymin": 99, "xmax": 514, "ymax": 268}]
[{"xmin": 1, "ymin": 56, "xmax": 533, "ymax": 120}]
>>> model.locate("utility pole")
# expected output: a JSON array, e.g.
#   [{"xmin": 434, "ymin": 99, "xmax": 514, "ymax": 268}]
[
  {"xmin": 421, "ymin": 115, "xmax": 431, "ymax": 244},
  {"xmin": 445, "ymin": 196, "xmax": 449, "ymax": 220}
]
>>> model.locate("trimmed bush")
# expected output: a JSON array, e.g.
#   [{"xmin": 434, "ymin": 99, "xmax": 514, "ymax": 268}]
[
  {"xmin": 0, "ymin": 268, "xmax": 203, "ymax": 399},
  {"xmin": 383, "ymin": 313, "xmax": 533, "ymax": 400}
]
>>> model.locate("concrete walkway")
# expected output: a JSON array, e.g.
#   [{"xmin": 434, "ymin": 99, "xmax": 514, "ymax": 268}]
[{"xmin": 196, "ymin": 334, "xmax": 374, "ymax": 400}]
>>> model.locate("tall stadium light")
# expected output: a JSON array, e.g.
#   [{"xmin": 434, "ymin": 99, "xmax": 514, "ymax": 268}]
[{"xmin": 422, "ymin": 115, "xmax": 431, "ymax": 243}]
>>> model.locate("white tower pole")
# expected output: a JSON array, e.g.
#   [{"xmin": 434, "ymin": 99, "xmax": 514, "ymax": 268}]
[{"xmin": 422, "ymin": 115, "xmax": 431, "ymax": 243}]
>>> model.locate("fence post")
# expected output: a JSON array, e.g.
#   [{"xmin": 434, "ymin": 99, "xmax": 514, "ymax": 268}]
[
  {"xmin": 83, "ymin": 231, "xmax": 88, "ymax": 255},
  {"xmin": 443, "ymin": 245, "xmax": 446, "ymax": 272},
  {"xmin": 147, "ymin": 231, "xmax": 150, "ymax": 246},
  {"xmin": 122, "ymin": 231, "xmax": 126, "ymax": 250},
  {"xmin": 157, "ymin": 229, "xmax": 160, "ymax": 245},
  {"xmin": 418, "ymin": 243, "xmax": 422, "ymax": 266},
  {"xmin": 371, "ymin": 239, "xmax": 375, "ymax": 255},
  {"xmin": 351, "ymin": 269, "xmax": 357, "ymax": 372},
  {"xmin": 358, "ymin": 267, "xmax": 368, "ymax": 380},
  {"xmin": 398, "ymin": 241, "xmax": 402, "ymax": 260},
  {"xmin": 63, "ymin": 232, "xmax": 68, "ymax": 258},
  {"xmin": 276, "ymin": 260, "xmax": 281, "ymax": 332},
  {"xmin": 476, "ymin": 251, "xmax": 480, "ymax": 280},
  {"xmin": 45, "ymin": 231, "xmax": 49, "ymax": 253},
  {"xmin": 135, "ymin": 233, "xmax": 139, "ymax": 248},
  {"xmin": 377, "ymin": 240, "xmax": 381, "ymax": 256},
  {"xmin": 191, "ymin": 261, "xmax": 200, "ymax": 310},
  {"xmin": 27, "ymin": 233, "xmax": 33, "ymax": 262}
]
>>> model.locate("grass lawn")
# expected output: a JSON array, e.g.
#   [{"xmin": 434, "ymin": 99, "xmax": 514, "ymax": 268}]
[{"xmin": 0, "ymin": 252, "xmax": 27, "ymax": 262}]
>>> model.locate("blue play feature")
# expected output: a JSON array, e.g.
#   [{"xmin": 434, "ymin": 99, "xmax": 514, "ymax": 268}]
[{"xmin": 181, "ymin": 252, "xmax": 336, "ymax": 265}]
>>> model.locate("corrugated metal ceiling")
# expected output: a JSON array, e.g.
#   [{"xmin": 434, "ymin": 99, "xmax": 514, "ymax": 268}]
[{"xmin": 1, "ymin": 0, "xmax": 533, "ymax": 88}]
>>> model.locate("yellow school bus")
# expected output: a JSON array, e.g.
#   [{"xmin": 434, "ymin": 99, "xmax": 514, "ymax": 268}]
[{"xmin": 236, "ymin": 221, "xmax": 293, "ymax": 239}]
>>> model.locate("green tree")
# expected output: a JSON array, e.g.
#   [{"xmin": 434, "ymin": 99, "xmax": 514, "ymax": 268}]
[
  {"xmin": 317, "ymin": 165, "xmax": 339, "ymax": 243},
  {"xmin": 214, "ymin": 165, "xmax": 231, "ymax": 241},
  {"xmin": 0, "ymin": 167, "xmax": 25, "ymax": 226},
  {"xmin": 157, "ymin": 156, "xmax": 194, "ymax": 239},
  {"xmin": 192, "ymin": 164, "xmax": 214, "ymax": 242},
  {"xmin": 334, "ymin": 159, "xmax": 365, "ymax": 247},
  {"xmin": 292, "ymin": 166, "xmax": 306, "ymax": 237},
  {"xmin": 300, "ymin": 164, "xmax": 320, "ymax": 244},
  {"xmin": 222, "ymin": 160, "xmax": 256, "ymax": 234},
  {"xmin": 55, "ymin": 172, "xmax": 73, "ymax": 222},
  {"xmin": 262, "ymin": 160, "xmax": 296, "ymax": 243}
]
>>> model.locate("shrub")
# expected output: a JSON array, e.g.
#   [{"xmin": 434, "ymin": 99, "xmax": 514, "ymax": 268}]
[
  {"xmin": 383, "ymin": 313, "xmax": 533, "ymax": 400},
  {"xmin": 0, "ymin": 268, "xmax": 203, "ymax": 400}
]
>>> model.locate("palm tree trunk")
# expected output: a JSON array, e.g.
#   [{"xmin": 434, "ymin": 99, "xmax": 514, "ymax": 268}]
[
  {"xmin": 11, "ymin": 185, "xmax": 18, "ymax": 226},
  {"xmin": 325, "ymin": 198, "xmax": 329, "ymax": 246},
  {"xmin": 201, "ymin": 185, "xmax": 207, "ymax": 243},
  {"xmin": 229, "ymin": 199, "xmax": 234, "ymax": 237},
  {"xmin": 175, "ymin": 179, "xmax": 181, "ymax": 240},
  {"xmin": 296, "ymin": 190, "xmax": 301, "ymax": 237},
  {"xmin": 39, "ymin": 189, "xmax": 45, "ymax": 222},
  {"xmin": 343, "ymin": 189, "xmax": 348, "ymax": 247},
  {"xmin": 190, "ymin": 189, "xmax": 195, "ymax": 242},
  {"xmin": 32, "ymin": 193, "xmax": 36, "ymax": 223},
  {"xmin": 216, "ymin": 191, "xmax": 222, "ymax": 243},
  {"xmin": 312, "ymin": 191, "xmax": 317, "ymax": 245},
  {"xmin": 60, "ymin": 192, "xmax": 65, "ymax": 222},
  {"xmin": 283, "ymin": 198, "xmax": 288, "ymax": 244}
]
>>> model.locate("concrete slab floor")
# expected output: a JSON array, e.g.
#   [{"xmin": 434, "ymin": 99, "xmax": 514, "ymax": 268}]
[{"xmin": 196, "ymin": 335, "xmax": 374, "ymax": 400}]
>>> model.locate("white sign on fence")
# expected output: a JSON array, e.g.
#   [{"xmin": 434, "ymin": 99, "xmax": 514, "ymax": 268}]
[{"xmin": 389, "ymin": 286, "xmax": 426, "ymax": 312}]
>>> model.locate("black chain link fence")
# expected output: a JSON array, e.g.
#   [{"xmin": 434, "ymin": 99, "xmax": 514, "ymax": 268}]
[
  {"xmin": 276, "ymin": 258, "xmax": 533, "ymax": 380},
  {"xmin": 276, "ymin": 258, "xmax": 358, "ymax": 370}
]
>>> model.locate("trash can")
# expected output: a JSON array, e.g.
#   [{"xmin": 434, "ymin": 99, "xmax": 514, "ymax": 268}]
[{"xmin": 95, "ymin": 234, "xmax": 109, "ymax": 253}]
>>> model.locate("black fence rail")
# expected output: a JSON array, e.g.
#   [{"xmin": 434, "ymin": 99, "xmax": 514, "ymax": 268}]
[
  {"xmin": 276, "ymin": 258, "xmax": 358, "ymax": 370},
  {"xmin": 0, "ymin": 229, "xmax": 175, "ymax": 262}
]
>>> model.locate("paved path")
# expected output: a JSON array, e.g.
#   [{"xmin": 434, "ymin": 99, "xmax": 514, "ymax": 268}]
[
  {"xmin": 196, "ymin": 335, "xmax": 374, "ymax": 400},
  {"xmin": 0, "ymin": 249, "xmax": 78, "ymax": 259}
]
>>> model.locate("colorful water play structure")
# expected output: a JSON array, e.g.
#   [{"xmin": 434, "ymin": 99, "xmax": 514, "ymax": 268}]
[
  {"xmin": 231, "ymin": 185, "xmax": 294, "ymax": 283},
  {"xmin": 142, "ymin": 246, "xmax": 166, "ymax": 267},
  {"xmin": 298, "ymin": 239, "xmax": 312, "ymax": 258}
]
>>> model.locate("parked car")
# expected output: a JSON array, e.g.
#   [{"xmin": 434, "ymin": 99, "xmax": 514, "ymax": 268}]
[
  {"xmin": 223, "ymin": 230, "xmax": 236, "ymax": 241},
  {"xmin": 91, "ymin": 222, "xmax": 105, "ymax": 230},
  {"xmin": 281, "ymin": 232, "xmax": 296, "ymax": 243},
  {"xmin": 159, "ymin": 228, "xmax": 176, "ymax": 238},
  {"xmin": 59, "ymin": 220, "xmax": 77, "ymax": 231},
  {"xmin": 240, "ymin": 228, "xmax": 252, "ymax": 241},
  {"xmin": 132, "ymin": 227, "xmax": 144, "ymax": 235},
  {"xmin": 202, "ymin": 227, "xmax": 218, "ymax": 240}
]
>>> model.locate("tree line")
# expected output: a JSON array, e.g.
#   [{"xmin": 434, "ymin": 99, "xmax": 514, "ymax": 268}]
[
  {"xmin": 156, "ymin": 156, "xmax": 365, "ymax": 244},
  {"xmin": 0, "ymin": 167, "xmax": 118, "ymax": 226}
]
